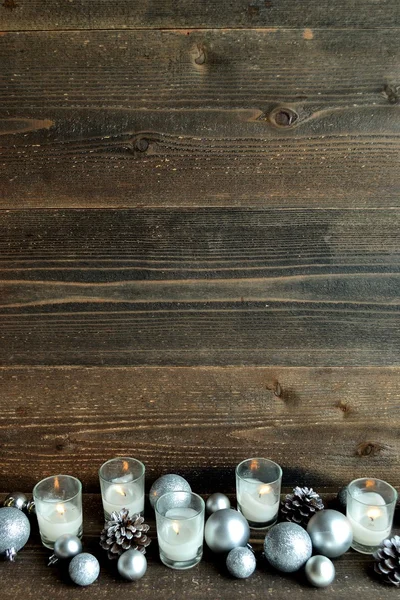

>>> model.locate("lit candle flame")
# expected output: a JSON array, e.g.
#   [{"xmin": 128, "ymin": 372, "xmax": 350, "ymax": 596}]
[
  {"xmin": 56, "ymin": 503, "xmax": 65, "ymax": 516},
  {"xmin": 172, "ymin": 522, "xmax": 180, "ymax": 535},
  {"xmin": 54, "ymin": 477, "xmax": 60, "ymax": 492},
  {"xmin": 122, "ymin": 460, "xmax": 129, "ymax": 472},
  {"xmin": 259, "ymin": 485, "xmax": 271, "ymax": 498},
  {"xmin": 115, "ymin": 485, "xmax": 126, "ymax": 497},
  {"xmin": 366, "ymin": 479, "xmax": 375, "ymax": 489},
  {"xmin": 250, "ymin": 459, "xmax": 259, "ymax": 471},
  {"xmin": 367, "ymin": 507, "xmax": 381, "ymax": 522}
]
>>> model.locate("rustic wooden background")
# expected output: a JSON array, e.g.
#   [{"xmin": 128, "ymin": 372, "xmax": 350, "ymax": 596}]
[{"xmin": 0, "ymin": 1, "xmax": 399, "ymax": 597}]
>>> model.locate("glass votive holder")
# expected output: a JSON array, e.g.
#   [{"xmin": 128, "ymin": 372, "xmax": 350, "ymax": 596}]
[
  {"xmin": 155, "ymin": 491, "xmax": 205, "ymax": 570},
  {"xmin": 99, "ymin": 457, "xmax": 145, "ymax": 519},
  {"xmin": 346, "ymin": 477, "xmax": 397, "ymax": 554},
  {"xmin": 236, "ymin": 458, "xmax": 282, "ymax": 529},
  {"xmin": 33, "ymin": 475, "xmax": 83, "ymax": 549}
]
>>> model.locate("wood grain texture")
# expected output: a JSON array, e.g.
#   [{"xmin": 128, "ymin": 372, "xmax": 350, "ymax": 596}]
[
  {"xmin": 1, "ymin": 29, "xmax": 399, "ymax": 207},
  {"xmin": 1, "ymin": 208, "xmax": 399, "ymax": 367},
  {"xmin": 0, "ymin": 494, "xmax": 398, "ymax": 600},
  {"xmin": 0, "ymin": 367, "xmax": 399, "ymax": 491},
  {"xmin": 1, "ymin": 0, "xmax": 400, "ymax": 30}
]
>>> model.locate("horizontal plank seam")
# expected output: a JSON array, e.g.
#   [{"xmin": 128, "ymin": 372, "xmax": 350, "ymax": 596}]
[{"xmin": 2, "ymin": 27, "xmax": 400, "ymax": 33}]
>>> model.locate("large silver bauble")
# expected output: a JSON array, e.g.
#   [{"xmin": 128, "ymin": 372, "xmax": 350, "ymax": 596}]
[
  {"xmin": 264, "ymin": 522, "xmax": 312, "ymax": 573},
  {"xmin": 53, "ymin": 534, "xmax": 82, "ymax": 560},
  {"xmin": 0, "ymin": 507, "xmax": 31, "ymax": 561},
  {"xmin": 305, "ymin": 555, "xmax": 336, "ymax": 587},
  {"xmin": 3, "ymin": 492, "xmax": 28, "ymax": 512},
  {"xmin": 118, "ymin": 549, "xmax": 147, "ymax": 581},
  {"xmin": 149, "ymin": 474, "xmax": 191, "ymax": 509},
  {"xmin": 205, "ymin": 508, "xmax": 250, "ymax": 553},
  {"xmin": 226, "ymin": 547, "xmax": 256, "ymax": 579},
  {"xmin": 69, "ymin": 553, "xmax": 100, "ymax": 586},
  {"xmin": 307, "ymin": 509, "xmax": 352, "ymax": 558},
  {"xmin": 206, "ymin": 493, "xmax": 231, "ymax": 515}
]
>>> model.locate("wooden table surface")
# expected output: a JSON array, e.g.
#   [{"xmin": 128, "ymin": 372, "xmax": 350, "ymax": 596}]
[{"xmin": 1, "ymin": 494, "xmax": 398, "ymax": 600}]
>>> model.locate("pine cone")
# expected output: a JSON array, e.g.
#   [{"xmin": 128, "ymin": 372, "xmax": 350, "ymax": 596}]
[
  {"xmin": 100, "ymin": 509, "xmax": 151, "ymax": 560},
  {"xmin": 281, "ymin": 486, "xmax": 324, "ymax": 527},
  {"xmin": 373, "ymin": 535, "xmax": 400, "ymax": 587}
]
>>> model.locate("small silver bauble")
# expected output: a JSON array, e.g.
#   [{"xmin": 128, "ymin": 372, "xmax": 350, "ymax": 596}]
[
  {"xmin": 307, "ymin": 509, "xmax": 353, "ymax": 558},
  {"xmin": 69, "ymin": 553, "xmax": 100, "ymax": 586},
  {"xmin": 48, "ymin": 534, "xmax": 83, "ymax": 565},
  {"xmin": 337, "ymin": 486, "xmax": 348, "ymax": 512},
  {"xmin": 305, "ymin": 555, "xmax": 336, "ymax": 587},
  {"xmin": 226, "ymin": 546, "xmax": 256, "ymax": 578},
  {"xmin": 0, "ymin": 506, "xmax": 31, "ymax": 561},
  {"xmin": 149, "ymin": 474, "xmax": 191, "ymax": 509},
  {"xmin": 264, "ymin": 522, "xmax": 312, "ymax": 573},
  {"xmin": 118, "ymin": 549, "xmax": 147, "ymax": 581},
  {"xmin": 206, "ymin": 493, "xmax": 231, "ymax": 515},
  {"xmin": 205, "ymin": 508, "xmax": 250, "ymax": 553},
  {"xmin": 3, "ymin": 492, "xmax": 28, "ymax": 512}
]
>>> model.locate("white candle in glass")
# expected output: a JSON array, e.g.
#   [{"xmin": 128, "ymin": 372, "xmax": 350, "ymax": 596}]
[
  {"xmin": 158, "ymin": 508, "xmax": 202, "ymax": 562},
  {"xmin": 102, "ymin": 482, "xmax": 144, "ymax": 516},
  {"xmin": 238, "ymin": 479, "xmax": 279, "ymax": 523},
  {"xmin": 36, "ymin": 502, "xmax": 82, "ymax": 543},
  {"xmin": 347, "ymin": 492, "xmax": 391, "ymax": 546}
]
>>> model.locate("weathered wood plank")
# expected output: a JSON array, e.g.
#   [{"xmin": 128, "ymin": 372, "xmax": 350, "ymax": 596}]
[
  {"xmin": 1, "ymin": 29, "xmax": 399, "ymax": 207},
  {"xmin": 0, "ymin": 208, "xmax": 399, "ymax": 367},
  {"xmin": 0, "ymin": 367, "xmax": 399, "ymax": 491},
  {"xmin": 1, "ymin": 0, "xmax": 399, "ymax": 30},
  {"xmin": 0, "ymin": 494, "xmax": 397, "ymax": 600}
]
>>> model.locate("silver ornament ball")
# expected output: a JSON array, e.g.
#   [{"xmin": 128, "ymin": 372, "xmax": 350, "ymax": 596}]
[
  {"xmin": 3, "ymin": 492, "xmax": 28, "ymax": 512},
  {"xmin": 149, "ymin": 474, "xmax": 191, "ymax": 509},
  {"xmin": 226, "ymin": 547, "xmax": 256, "ymax": 579},
  {"xmin": 305, "ymin": 555, "xmax": 336, "ymax": 587},
  {"xmin": 307, "ymin": 509, "xmax": 353, "ymax": 558},
  {"xmin": 54, "ymin": 534, "xmax": 82, "ymax": 560},
  {"xmin": 69, "ymin": 553, "xmax": 100, "ymax": 586},
  {"xmin": 205, "ymin": 508, "xmax": 250, "ymax": 553},
  {"xmin": 118, "ymin": 549, "xmax": 147, "ymax": 581},
  {"xmin": 0, "ymin": 507, "xmax": 31, "ymax": 561},
  {"xmin": 264, "ymin": 522, "xmax": 312, "ymax": 573},
  {"xmin": 206, "ymin": 493, "xmax": 231, "ymax": 515}
]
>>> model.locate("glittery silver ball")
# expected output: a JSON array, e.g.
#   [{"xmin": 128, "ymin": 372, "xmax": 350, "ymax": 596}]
[
  {"xmin": 226, "ymin": 547, "xmax": 256, "ymax": 578},
  {"xmin": 206, "ymin": 493, "xmax": 231, "ymax": 515},
  {"xmin": 205, "ymin": 508, "xmax": 250, "ymax": 553},
  {"xmin": 305, "ymin": 555, "xmax": 336, "ymax": 587},
  {"xmin": 337, "ymin": 486, "xmax": 348, "ymax": 512},
  {"xmin": 69, "ymin": 553, "xmax": 100, "ymax": 586},
  {"xmin": 118, "ymin": 549, "xmax": 147, "ymax": 581},
  {"xmin": 264, "ymin": 522, "xmax": 312, "ymax": 573},
  {"xmin": 3, "ymin": 492, "xmax": 28, "ymax": 512},
  {"xmin": 54, "ymin": 534, "xmax": 82, "ymax": 560},
  {"xmin": 307, "ymin": 509, "xmax": 353, "ymax": 558},
  {"xmin": 0, "ymin": 507, "xmax": 31, "ymax": 561},
  {"xmin": 149, "ymin": 474, "xmax": 191, "ymax": 509}
]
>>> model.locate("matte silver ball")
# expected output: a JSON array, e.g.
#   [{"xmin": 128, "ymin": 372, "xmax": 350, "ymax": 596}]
[
  {"xmin": 3, "ymin": 492, "xmax": 28, "ymax": 512},
  {"xmin": 69, "ymin": 553, "xmax": 100, "ymax": 586},
  {"xmin": 206, "ymin": 493, "xmax": 231, "ymax": 515},
  {"xmin": 149, "ymin": 474, "xmax": 191, "ymax": 509},
  {"xmin": 305, "ymin": 555, "xmax": 336, "ymax": 587},
  {"xmin": 54, "ymin": 534, "xmax": 82, "ymax": 560},
  {"xmin": 205, "ymin": 508, "xmax": 250, "ymax": 553},
  {"xmin": 0, "ymin": 507, "xmax": 31, "ymax": 560},
  {"xmin": 264, "ymin": 522, "xmax": 312, "ymax": 572},
  {"xmin": 307, "ymin": 509, "xmax": 353, "ymax": 558},
  {"xmin": 118, "ymin": 549, "xmax": 147, "ymax": 581},
  {"xmin": 226, "ymin": 547, "xmax": 256, "ymax": 578}
]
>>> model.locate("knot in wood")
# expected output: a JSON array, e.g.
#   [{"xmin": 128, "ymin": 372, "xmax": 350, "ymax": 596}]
[
  {"xmin": 270, "ymin": 107, "xmax": 298, "ymax": 128},
  {"xmin": 134, "ymin": 137, "xmax": 149, "ymax": 153}
]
